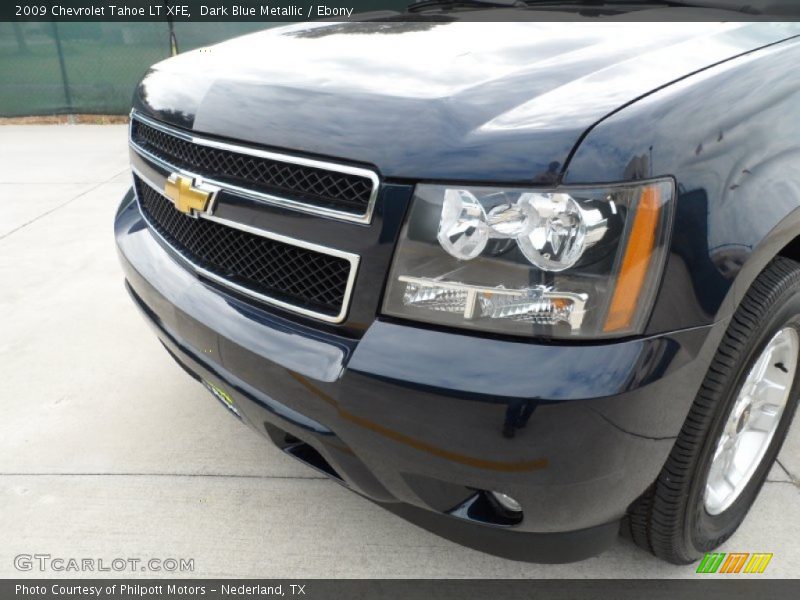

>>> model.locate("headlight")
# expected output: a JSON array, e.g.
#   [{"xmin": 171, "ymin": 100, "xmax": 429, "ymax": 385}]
[{"xmin": 382, "ymin": 180, "xmax": 674, "ymax": 339}]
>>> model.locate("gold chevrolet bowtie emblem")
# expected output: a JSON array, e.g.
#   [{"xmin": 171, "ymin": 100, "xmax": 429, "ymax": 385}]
[{"xmin": 164, "ymin": 173, "xmax": 211, "ymax": 215}]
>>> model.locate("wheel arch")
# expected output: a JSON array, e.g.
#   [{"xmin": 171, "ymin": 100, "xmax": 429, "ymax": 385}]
[{"xmin": 728, "ymin": 206, "xmax": 800, "ymax": 320}]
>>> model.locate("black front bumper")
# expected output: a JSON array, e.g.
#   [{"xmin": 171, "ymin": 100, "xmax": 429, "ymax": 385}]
[{"xmin": 115, "ymin": 188, "xmax": 727, "ymax": 562}]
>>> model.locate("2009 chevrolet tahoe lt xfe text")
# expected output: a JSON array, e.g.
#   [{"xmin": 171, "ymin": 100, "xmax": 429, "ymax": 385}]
[{"xmin": 115, "ymin": 16, "xmax": 800, "ymax": 564}]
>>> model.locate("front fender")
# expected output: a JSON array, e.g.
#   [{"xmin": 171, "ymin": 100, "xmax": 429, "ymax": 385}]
[{"xmin": 562, "ymin": 36, "xmax": 800, "ymax": 334}]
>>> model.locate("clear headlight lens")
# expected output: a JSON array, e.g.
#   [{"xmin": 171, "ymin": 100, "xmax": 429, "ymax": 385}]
[
  {"xmin": 382, "ymin": 180, "xmax": 674, "ymax": 339},
  {"xmin": 515, "ymin": 192, "xmax": 608, "ymax": 271},
  {"xmin": 437, "ymin": 189, "xmax": 490, "ymax": 260}
]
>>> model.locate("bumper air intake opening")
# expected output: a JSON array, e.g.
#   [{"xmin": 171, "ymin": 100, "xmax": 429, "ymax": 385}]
[
  {"xmin": 263, "ymin": 422, "xmax": 344, "ymax": 482},
  {"xmin": 284, "ymin": 441, "xmax": 343, "ymax": 481}
]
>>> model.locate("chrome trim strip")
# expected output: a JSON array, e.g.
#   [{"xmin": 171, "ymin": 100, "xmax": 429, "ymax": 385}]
[
  {"xmin": 131, "ymin": 167, "xmax": 359, "ymax": 324},
  {"xmin": 129, "ymin": 110, "xmax": 380, "ymax": 225}
]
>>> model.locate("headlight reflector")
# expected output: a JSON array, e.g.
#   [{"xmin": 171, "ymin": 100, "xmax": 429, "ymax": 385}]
[
  {"xmin": 515, "ymin": 192, "xmax": 607, "ymax": 271},
  {"xmin": 437, "ymin": 189, "xmax": 490, "ymax": 260},
  {"xmin": 437, "ymin": 189, "xmax": 609, "ymax": 271},
  {"xmin": 383, "ymin": 180, "xmax": 674, "ymax": 339}
]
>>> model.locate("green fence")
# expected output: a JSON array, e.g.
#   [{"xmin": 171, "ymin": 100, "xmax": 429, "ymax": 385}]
[{"xmin": 0, "ymin": 22, "xmax": 277, "ymax": 117}]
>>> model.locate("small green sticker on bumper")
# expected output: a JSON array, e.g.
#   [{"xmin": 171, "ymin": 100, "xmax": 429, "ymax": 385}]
[{"xmin": 202, "ymin": 380, "xmax": 241, "ymax": 417}]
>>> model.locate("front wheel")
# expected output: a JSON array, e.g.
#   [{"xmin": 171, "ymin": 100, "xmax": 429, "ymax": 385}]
[{"xmin": 626, "ymin": 257, "xmax": 800, "ymax": 564}]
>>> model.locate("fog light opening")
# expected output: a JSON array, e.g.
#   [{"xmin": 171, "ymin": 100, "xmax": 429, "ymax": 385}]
[
  {"xmin": 448, "ymin": 490, "xmax": 524, "ymax": 526},
  {"xmin": 490, "ymin": 491, "xmax": 523, "ymax": 514}
]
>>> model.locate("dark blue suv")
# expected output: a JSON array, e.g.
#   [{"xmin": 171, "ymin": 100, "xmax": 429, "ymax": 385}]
[{"xmin": 115, "ymin": 18, "xmax": 800, "ymax": 563}]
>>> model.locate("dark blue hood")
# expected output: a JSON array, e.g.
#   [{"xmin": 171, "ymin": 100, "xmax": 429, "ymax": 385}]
[{"xmin": 134, "ymin": 21, "xmax": 795, "ymax": 182}]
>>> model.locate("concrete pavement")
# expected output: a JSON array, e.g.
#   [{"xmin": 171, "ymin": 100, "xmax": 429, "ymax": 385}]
[{"xmin": 0, "ymin": 124, "xmax": 798, "ymax": 578}]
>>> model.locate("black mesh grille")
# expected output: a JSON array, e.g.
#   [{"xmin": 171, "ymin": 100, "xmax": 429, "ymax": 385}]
[
  {"xmin": 134, "ymin": 176, "xmax": 352, "ymax": 317},
  {"xmin": 131, "ymin": 119, "xmax": 374, "ymax": 215}
]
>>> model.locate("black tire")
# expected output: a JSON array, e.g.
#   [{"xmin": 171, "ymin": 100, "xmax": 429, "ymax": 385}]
[{"xmin": 625, "ymin": 256, "xmax": 800, "ymax": 564}]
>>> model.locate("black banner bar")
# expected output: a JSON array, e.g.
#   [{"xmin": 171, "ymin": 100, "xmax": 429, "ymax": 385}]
[
  {"xmin": 4, "ymin": 0, "xmax": 800, "ymax": 22},
  {"xmin": 2, "ymin": 579, "xmax": 800, "ymax": 600},
  {"xmin": 4, "ymin": 1, "xmax": 407, "ymax": 22}
]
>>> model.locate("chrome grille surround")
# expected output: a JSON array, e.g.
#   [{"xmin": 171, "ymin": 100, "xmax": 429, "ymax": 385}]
[{"xmin": 129, "ymin": 110, "xmax": 380, "ymax": 225}]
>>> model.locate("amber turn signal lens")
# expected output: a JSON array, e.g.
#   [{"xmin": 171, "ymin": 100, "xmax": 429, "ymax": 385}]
[{"xmin": 604, "ymin": 186, "xmax": 662, "ymax": 332}]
